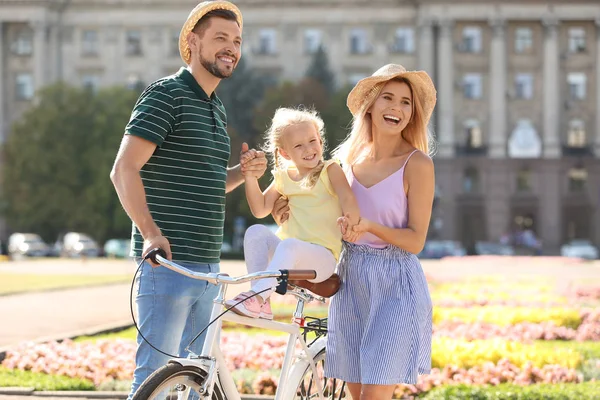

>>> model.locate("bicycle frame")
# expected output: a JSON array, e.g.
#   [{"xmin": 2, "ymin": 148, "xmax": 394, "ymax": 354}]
[{"xmin": 155, "ymin": 255, "xmax": 326, "ymax": 400}]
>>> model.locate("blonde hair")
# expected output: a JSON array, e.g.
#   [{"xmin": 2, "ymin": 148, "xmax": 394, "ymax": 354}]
[
  {"xmin": 263, "ymin": 107, "xmax": 327, "ymax": 189},
  {"xmin": 333, "ymin": 77, "xmax": 435, "ymax": 167}
]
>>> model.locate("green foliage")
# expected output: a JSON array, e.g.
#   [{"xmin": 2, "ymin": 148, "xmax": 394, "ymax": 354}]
[
  {"xmin": 305, "ymin": 45, "xmax": 335, "ymax": 95},
  {"xmin": 2, "ymin": 84, "xmax": 138, "ymax": 244},
  {"xmin": 0, "ymin": 367, "xmax": 95, "ymax": 391},
  {"xmin": 422, "ymin": 382, "xmax": 600, "ymax": 400}
]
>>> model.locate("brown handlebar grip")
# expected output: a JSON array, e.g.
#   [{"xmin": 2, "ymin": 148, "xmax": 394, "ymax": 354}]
[{"xmin": 287, "ymin": 270, "xmax": 317, "ymax": 281}]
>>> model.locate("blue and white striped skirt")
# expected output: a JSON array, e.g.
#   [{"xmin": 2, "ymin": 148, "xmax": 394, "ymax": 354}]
[{"xmin": 324, "ymin": 242, "xmax": 432, "ymax": 385}]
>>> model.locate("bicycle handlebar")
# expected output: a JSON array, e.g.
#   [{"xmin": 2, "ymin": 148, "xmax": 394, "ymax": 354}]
[{"xmin": 145, "ymin": 247, "xmax": 317, "ymax": 285}]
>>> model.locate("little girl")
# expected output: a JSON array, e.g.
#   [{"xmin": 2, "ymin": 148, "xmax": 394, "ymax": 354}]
[{"xmin": 225, "ymin": 107, "xmax": 360, "ymax": 319}]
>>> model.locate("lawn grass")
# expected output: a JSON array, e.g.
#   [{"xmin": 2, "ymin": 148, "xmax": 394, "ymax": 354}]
[
  {"xmin": 0, "ymin": 273, "xmax": 132, "ymax": 295},
  {"xmin": 0, "ymin": 367, "xmax": 94, "ymax": 391}
]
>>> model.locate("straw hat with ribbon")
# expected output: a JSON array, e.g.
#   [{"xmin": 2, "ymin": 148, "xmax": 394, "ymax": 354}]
[
  {"xmin": 179, "ymin": 1, "xmax": 243, "ymax": 65},
  {"xmin": 347, "ymin": 64, "xmax": 437, "ymax": 125}
]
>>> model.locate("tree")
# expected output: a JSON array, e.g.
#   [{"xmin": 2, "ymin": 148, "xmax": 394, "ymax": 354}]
[
  {"xmin": 217, "ymin": 59, "xmax": 271, "ymax": 243},
  {"xmin": 218, "ymin": 58, "xmax": 268, "ymax": 145},
  {"xmin": 305, "ymin": 45, "xmax": 335, "ymax": 95},
  {"xmin": 2, "ymin": 84, "xmax": 139, "ymax": 244}
]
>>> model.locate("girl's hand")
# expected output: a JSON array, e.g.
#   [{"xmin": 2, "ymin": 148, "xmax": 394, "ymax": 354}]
[{"xmin": 338, "ymin": 214, "xmax": 363, "ymax": 243}]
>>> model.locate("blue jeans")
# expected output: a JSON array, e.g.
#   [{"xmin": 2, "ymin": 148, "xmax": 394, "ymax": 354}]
[{"xmin": 127, "ymin": 259, "xmax": 220, "ymax": 399}]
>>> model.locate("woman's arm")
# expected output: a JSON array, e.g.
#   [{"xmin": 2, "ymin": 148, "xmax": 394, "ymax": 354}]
[
  {"xmin": 327, "ymin": 163, "xmax": 360, "ymax": 226},
  {"xmin": 349, "ymin": 152, "xmax": 435, "ymax": 254},
  {"xmin": 245, "ymin": 178, "xmax": 282, "ymax": 219}
]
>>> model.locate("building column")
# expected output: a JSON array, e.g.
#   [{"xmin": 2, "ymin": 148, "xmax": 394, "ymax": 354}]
[
  {"xmin": 0, "ymin": 22, "xmax": 5, "ymax": 144},
  {"xmin": 486, "ymin": 162, "xmax": 511, "ymax": 242},
  {"xmin": 417, "ymin": 17, "xmax": 434, "ymax": 74},
  {"xmin": 48, "ymin": 24, "xmax": 60, "ymax": 83},
  {"xmin": 595, "ymin": 18, "xmax": 600, "ymax": 157},
  {"xmin": 489, "ymin": 18, "xmax": 507, "ymax": 158},
  {"xmin": 32, "ymin": 21, "xmax": 47, "ymax": 93},
  {"xmin": 542, "ymin": 18, "xmax": 560, "ymax": 158},
  {"xmin": 539, "ymin": 162, "xmax": 562, "ymax": 253},
  {"xmin": 437, "ymin": 19, "xmax": 455, "ymax": 158}
]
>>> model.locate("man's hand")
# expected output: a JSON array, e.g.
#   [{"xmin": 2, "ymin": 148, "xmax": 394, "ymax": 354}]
[
  {"xmin": 240, "ymin": 142, "xmax": 267, "ymax": 179},
  {"xmin": 272, "ymin": 195, "xmax": 290, "ymax": 225},
  {"xmin": 142, "ymin": 235, "xmax": 172, "ymax": 267}
]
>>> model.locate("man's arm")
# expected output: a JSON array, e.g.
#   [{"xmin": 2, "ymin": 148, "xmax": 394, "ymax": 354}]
[
  {"xmin": 226, "ymin": 164, "xmax": 244, "ymax": 193},
  {"xmin": 110, "ymin": 135, "xmax": 172, "ymax": 260},
  {"xmin": 110, "ymin": 84, "xmax": 176, "ymax": 262}
]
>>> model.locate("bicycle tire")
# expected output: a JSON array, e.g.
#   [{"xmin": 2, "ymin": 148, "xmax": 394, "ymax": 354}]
[
  {"xmin": 132, "ymin": 362, "xmax": 225, "ymax": 400},
  {"xmin": 284, "ymin": 343, "xmax": 348, "ymax": 399}
]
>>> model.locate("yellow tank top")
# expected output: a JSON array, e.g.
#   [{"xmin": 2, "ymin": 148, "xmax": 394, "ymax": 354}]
[{"xmin": 273, "ymin": 159, "xmax": 343, "ymax": 261}]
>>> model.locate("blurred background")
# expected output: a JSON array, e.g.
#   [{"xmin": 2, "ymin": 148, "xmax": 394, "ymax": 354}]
[{"xmin": 0, "ymin": 0, "xmax": 599, "ymax": 261}]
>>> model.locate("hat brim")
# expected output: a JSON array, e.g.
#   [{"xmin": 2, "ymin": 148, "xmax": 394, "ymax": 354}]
[
  {"xmin": 347, "ymin": 70, "xmax": 437, "ymax": 126},
  {"xmin": 179, "ymin": 1, "xmax": 243, "ymax": 65}
]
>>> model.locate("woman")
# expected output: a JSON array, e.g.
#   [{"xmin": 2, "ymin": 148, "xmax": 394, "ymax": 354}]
[{"xmin": 273, "ymin": 64, "xmax": 436, "ymax": 400}]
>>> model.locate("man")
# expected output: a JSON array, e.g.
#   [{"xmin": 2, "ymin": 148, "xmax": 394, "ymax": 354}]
[{"xmin": 110, "ymin": 1, "xmax": 267, "ymax": 397}]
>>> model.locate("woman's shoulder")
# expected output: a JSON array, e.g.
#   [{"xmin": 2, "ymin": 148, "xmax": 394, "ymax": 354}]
[{"xmin": 405, "ymin": 150, "xmax": 434, "ymax": 175}]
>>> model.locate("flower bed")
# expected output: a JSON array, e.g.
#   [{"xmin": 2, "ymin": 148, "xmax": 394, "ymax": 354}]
[{"xmin": 2, "ymin": 273, "xmax": 599, "ymax": 397}]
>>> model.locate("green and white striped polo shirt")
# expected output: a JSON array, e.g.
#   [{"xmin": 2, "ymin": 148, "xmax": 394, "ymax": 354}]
[{"xmin": 125, "ymin": 67, "xmax": 230, "ymax": 264}]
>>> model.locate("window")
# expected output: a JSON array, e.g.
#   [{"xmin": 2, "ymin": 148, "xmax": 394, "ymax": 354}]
[
  {"xmin": 11, "ymin": 29, "xmax": 33, "ymax": 56},
  {"xmin": 461, "ymin": 27, "xmax": 482, "ymax": 53},
  {"xmin": 515, "ymin": 73, "xmax": 533, "ymax": 99},
  {"xmin": 464, "ymin": 119, "xmax": 483, "ymax": 148},
  {"xmin": 568, "ymin": 73, "xmax": 587, "ymax": 100},
  {"xmin": 516, "ymin": 168, "xmax": 532, "ymax": 192},
  {"xmin": 81, "ymin": 74, "xmax": 100, "ymax": 92},
  {"xmin": 391, "ymin": 28, "xmax": 414, "ymax": 53},
  {"xmin": 304, "ymin": 29, "xmax": 322, "ymax": 54},
  {"xmin": 568, "ymin": 168, "xmax": 587, "ymax": 192},
  {"xmin": 463, "ymin": 167, "xmax": 480, "ymax": 193},
  {"xmin": 567, "ymin": 119, "xmax": 586, "ymax": 148},
  {"xmin": 515, "ymin": 27, "xmax": 532, "ymax": 53},
  {"xmin": 15, "ymin": 73, "xmax": 34, "ymax": 100},
  {"xmin": 350, "ymin": 28, "xmax": 369, "ymax": 54},
  {"xmin": 126, "ymin": 30, "xmax": 142, "ymax": 56},
  {"xmin": 463, "ymin": 74, "xmax": 482, "ymax": 99},
  {"xmin": 508, "ymin": 119, "xmax": 542, "ymax": 158},
  {"xmin": 348, "ymin": 73, "xmax": 367, "ymax": 86},
  {"xmin": 568, "ymin": 28, "xmax": 586, "ymax": 53},
  {"xmin": 258, "ymin": 29, "xmax": 277, "ymax": 55},
  {"xmin": 81, "ymin": 30, "xmax": 98, "ymax": 56},
  {"xmin": 171, "ymin": 29, "xmax": 180, "ymax": 56}
]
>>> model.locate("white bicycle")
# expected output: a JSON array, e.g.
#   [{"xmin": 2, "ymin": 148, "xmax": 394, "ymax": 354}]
[{"xmin": 132, "ymin": 249, "xmax": 349, "ymax": 400}]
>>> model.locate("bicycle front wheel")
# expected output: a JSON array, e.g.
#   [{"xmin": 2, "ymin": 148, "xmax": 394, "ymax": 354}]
[
  {"xmin": 132, "ymin": 362, "xmax": 225, "ymax": 400},
  {"xmin": 287, "ymin": 347, "xmax": 349, "ymax": 399}
]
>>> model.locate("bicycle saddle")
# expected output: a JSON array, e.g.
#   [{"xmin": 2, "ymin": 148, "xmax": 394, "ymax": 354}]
[{"xmin": 289, "ymin": 273, "xmax": 341, "ymax": 298}]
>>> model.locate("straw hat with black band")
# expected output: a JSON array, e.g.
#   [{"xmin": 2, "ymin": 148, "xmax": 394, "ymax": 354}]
[
  {"xmin": 346, "ymin": 64, "xmax": 437, "ymax": 125},
  {"xmin": 179, "ymin": 1, "xmax": 243, "ymax": 65}
]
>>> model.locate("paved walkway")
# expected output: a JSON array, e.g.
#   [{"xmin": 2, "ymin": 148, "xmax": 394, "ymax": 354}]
[{"xmin": 0, "ymin": 259, "xmax": 251, "ymax": 350}]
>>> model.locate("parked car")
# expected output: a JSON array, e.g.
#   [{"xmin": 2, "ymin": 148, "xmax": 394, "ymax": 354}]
[
  {"xmin": 475, "ymin": 241, "xmax": 515, "ymax": 256},
  {"xmin": 419, "ymin": 240, "xmax": 466, "ymax": 259},
  {"xmin": 60, "ymin": 232, "xmax": 100, "ymax": 258},
  {"xmin": 561, "ymin": 239, "xmax": 598, "ymax": 260},
  {"xmin": 103, "ymin": 239, "xmax": 131, "ymax": 258},
  {"xmin": 8, "ymin": 233, "xmax": 50, "ymax": 258}
]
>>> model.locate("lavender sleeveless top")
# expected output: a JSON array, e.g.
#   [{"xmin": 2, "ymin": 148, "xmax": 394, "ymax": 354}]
[{"xmin": 346, "ymin": 150, "xmax": 419, "ymax": 249}]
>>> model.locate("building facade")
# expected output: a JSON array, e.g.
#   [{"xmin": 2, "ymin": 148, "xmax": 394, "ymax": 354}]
[{"xmin": 1, "ymin": 0, "xmax": 599, "ymax": 253}]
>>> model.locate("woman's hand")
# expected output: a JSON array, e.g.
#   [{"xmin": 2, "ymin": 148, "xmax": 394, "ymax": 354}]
[
  {"xmin": 338, "ymin": 214, "xmax": 367, "ymax": 242},
  {"xmin": 272, "ymin": 195, "xmax": 290, "ymax": 225}
]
